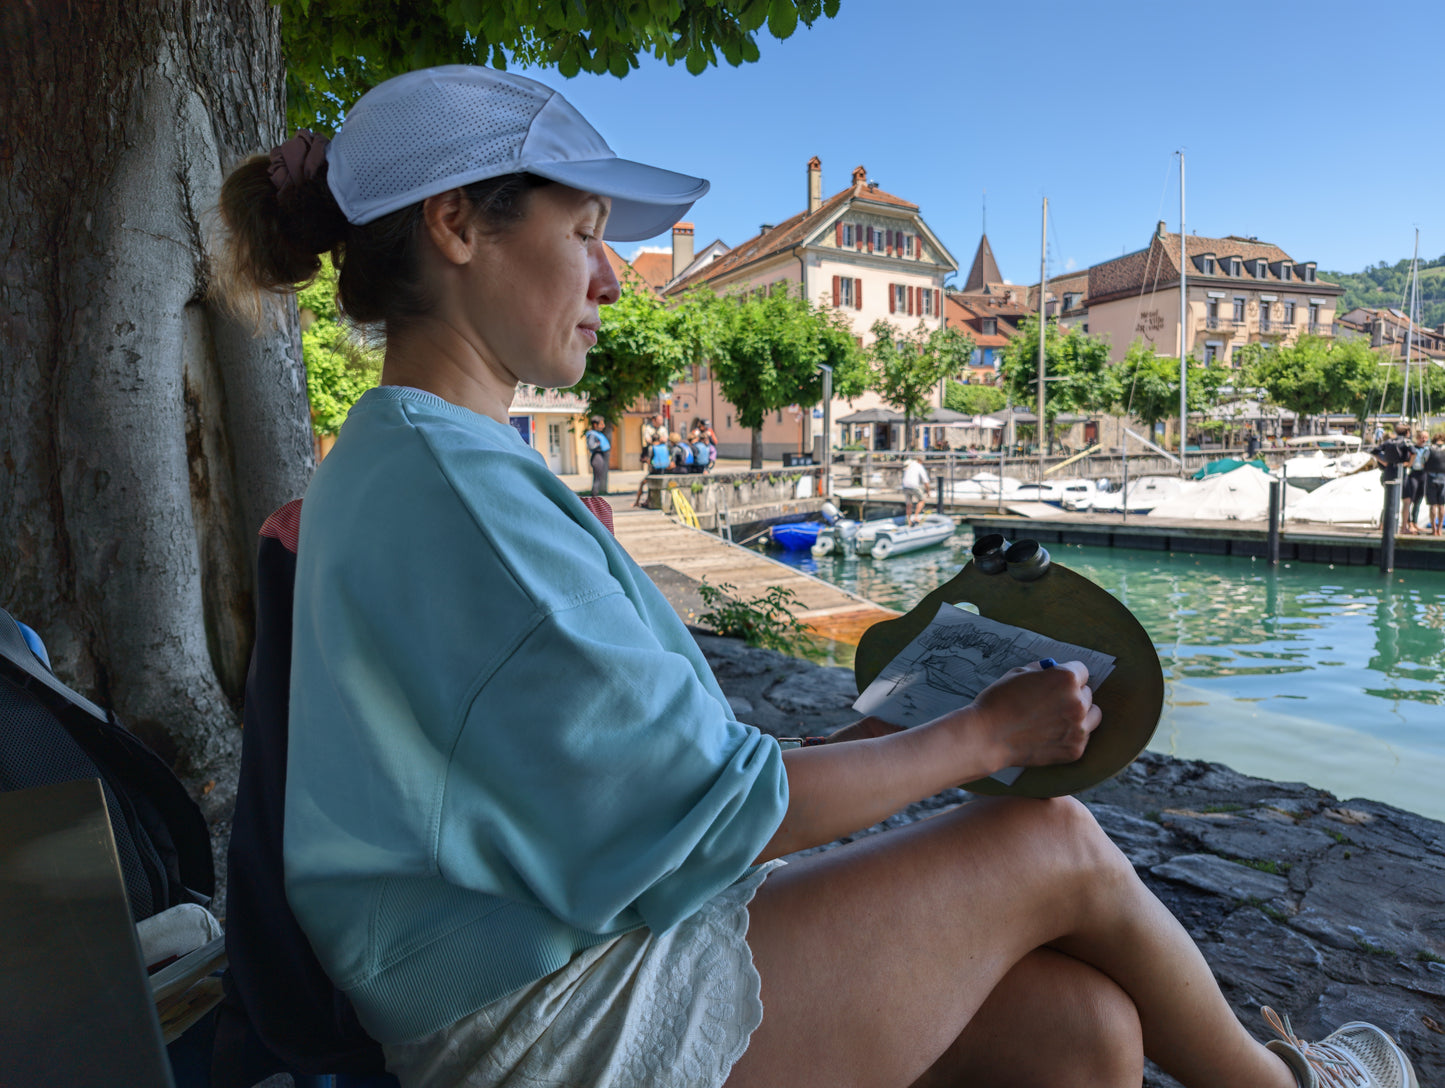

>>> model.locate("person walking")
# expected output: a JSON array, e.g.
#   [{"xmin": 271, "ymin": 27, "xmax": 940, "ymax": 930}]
[
  {"xmin": 216, "ymin": 63, "xmax": 1416, "ymax": 1088},
  {"xmin": 585, "ymin": 415, "xmax": 611, "ymax": 497},
  {"xmin": 1408, "ymin": 428, "xmax": 1430, "ymax": 531}
]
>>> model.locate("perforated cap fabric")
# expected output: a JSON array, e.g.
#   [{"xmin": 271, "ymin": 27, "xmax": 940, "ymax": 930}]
[{"xmin": 327, "ymin": 65, "xmax": 708, "ymax": 241}]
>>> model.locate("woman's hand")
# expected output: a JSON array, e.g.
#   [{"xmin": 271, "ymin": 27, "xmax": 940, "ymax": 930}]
[{"xmin": 950, "ymin": 660, "xmax": 1102, "ymax": 776}]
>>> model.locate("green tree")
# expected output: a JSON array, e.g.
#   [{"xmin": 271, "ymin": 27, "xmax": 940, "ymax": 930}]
[
  {"xmin": 867, "ymin": 322, "xmax": 975, "ymax": 449},
  {"xmin": 297, "ymin": 256, "xmax": 383, "ymax": 437},
  {"xmin": 1244, "ymin": 335, "xmax": 1395, "ymax": 425},
  {"xmin": 4, "ymin": 0, "xmax": 844, "ymax": 795},
  {"xmin": 283, "ymin": 0, "xmax": 843, "ymax": 132},
  {"xmin": 564, "ymin": 283, "xmax": 685, "ymax": 432},
  {"xmin": 1113, "ymin": 340, "xmax": 1230, "ymax": 441},
  {"xmin": 712, "ymin": 285, "xmax": 863, "ymax": 468},
  {"xmin": 998, "ymin": 317, "xmax": 1116, "ymax": 452},
  {"xmin": 943, "ymin": 380, "xmax": 1006, "ymax": 416}
]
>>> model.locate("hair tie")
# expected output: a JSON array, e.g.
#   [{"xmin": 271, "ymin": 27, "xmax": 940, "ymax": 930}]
[{"xmin": 268, "ymin": 130, "xmax": 329, "ymax": 199}]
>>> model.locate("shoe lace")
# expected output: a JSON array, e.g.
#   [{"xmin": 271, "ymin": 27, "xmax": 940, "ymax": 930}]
[{"xmin": 1263, "ymin": 1008, "xmax": 1370, "ymax": 1088}]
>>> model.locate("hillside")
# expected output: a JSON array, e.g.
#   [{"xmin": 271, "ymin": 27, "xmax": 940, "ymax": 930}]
[{"xmin": 1321, "ymin": 256, "xmax": 1445, "ymax": 329}]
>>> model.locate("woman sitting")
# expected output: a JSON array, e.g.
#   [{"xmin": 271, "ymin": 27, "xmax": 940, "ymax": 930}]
[{"xmin": 217, "ymin": 64, "xmax": 1416, "ymax": 1088}]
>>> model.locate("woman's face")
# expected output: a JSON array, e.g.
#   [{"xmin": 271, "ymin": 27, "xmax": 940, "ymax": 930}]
[{"xmin": 469, "ymin": 184, "xmax": 620, "ymax": 391}]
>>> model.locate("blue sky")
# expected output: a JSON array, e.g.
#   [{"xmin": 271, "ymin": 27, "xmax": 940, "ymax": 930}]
[{"xmin": 524, "ymin": 0, "xmax": 1444, "ymax": 284}]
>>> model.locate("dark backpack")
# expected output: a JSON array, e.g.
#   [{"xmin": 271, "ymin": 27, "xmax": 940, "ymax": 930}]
[{"xmin": 0, "ymin": 606, "xmax": 214, "ymax": 922}]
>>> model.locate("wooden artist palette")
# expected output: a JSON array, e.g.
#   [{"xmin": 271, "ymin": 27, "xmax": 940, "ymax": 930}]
[{"xmin": 853, "ymin": 535, "xmax": 1164, "ymax": 798}]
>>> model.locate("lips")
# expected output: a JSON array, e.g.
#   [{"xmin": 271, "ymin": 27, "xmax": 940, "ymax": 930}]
[{"xmin": 578, "ymin": 322, "xmax": 599, "ymax": 345}]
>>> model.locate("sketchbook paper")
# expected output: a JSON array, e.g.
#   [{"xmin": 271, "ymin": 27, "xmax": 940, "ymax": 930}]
[{"xmin": 853, "ymin": 605, "xmax": 1116, "ymax": 785}]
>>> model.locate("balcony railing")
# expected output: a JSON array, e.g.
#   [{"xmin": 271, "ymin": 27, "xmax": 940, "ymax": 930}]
[
  {"xmin": 1258, "ymin": 319, "xmax": 1291, "ymax": 335},
  {"xmin": 1309, "ymin": 322, "xmax": 1332, "ymax": 336}
]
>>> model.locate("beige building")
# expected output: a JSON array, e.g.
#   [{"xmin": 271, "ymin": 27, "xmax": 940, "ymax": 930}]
[
  {"xmin": 1335, "ymin": 306, "xmax": 1445, "ymax": 362},
  {"xmin": 1083, "ymin": 222, "xmax": 1343, "ymax": 365},
  {"xmin": 662, "ymin": 158, "xmax": 957, "ymax": 458}
]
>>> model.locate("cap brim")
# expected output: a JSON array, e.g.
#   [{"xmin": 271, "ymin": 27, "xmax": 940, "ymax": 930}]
[{"xmin": 529, "ymin": 157, "xmax": 709, "ymax": 242}]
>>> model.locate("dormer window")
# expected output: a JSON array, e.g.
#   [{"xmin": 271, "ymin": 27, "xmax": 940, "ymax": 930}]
[
  {"xmin": 1281, "ymin": 264, "xmax": 1292, "ymax": 281},
  {"xmin": 982, "ymin": 318, "xmax": 997, "ymax": 335},
  {"xmin": 1255, "ymin": 259, "xmax": 1268, "ymax": 277},
  {"xmin": 1304, "ymin": 263, "xmax": 1316, "ymax": 282},
  {"xmin": 1063, "ymin": 292, "xmax": 1081, "ymax": 310},
  {"xmin": 1228, "ymin": 258, "xmax": 1241, "ymax": 276},
  {"xmin": 1199, "ymin": 254, "xmax": 1216, "ymax": 275}
]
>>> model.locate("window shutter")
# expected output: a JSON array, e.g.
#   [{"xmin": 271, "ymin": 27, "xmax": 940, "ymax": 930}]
[
  {"xmin": 889, "ymin": 283, "xmax": 896, "ymax": 314},
  {"xmin": 907, "ymin": 286, "xmax": 914, "ymax": 316},
  {"xmin": 934, "ymin": 289, "xmax": 941, "ymax": 315},
  {"xmin": 866, "ymin": 229, "xmax": 873, "ymax": 254},
  {"xmin": 832, "ymin": 275, "xmax": 841, "ymax": 306},
  {"xmin": 856, "ymin": 225, "xmax": 864, "ymax": 251},
  {"xmin": 855, "ymin": 278, "xmax": 863, "ymax": 309},
  {"xmin": 835, "ymin": 223, "xmax": 843, "ymax": 246},
  {"xmin": 886, "ymin": 229, "xmax": 894, "ymax": 255}
]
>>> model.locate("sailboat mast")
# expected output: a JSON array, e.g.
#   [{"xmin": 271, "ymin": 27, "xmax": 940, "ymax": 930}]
[
  {"xmin": 1403, "ymin": 228, "xmax": 1418, "ymax": 424},
  {"xmin": 1038, "ymin": 196, "xmax": 1048, "ymax": 483},
  {"xmin": 1178, "ymin": 151, "xmax": 1187, "ymax": 476}
]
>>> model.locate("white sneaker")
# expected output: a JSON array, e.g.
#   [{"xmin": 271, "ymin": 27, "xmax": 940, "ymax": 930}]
[{"xmin": 1262, "ymin": 1007, "xmax": 1419, "ymax": 1088}]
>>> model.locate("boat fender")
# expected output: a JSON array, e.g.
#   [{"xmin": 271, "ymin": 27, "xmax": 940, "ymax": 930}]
[
  {"xmin": 811, "ymin": 535, "xmax": 834, "ymax": 557},
  {"xmin": 870, "ymin": 534, "xmax": 894, "ymax": 559}
]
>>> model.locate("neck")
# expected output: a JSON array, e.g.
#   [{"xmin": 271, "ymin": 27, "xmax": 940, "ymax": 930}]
[{"xmin": 382, "ymin": 318, "xmax": 516, "ymax": 424}]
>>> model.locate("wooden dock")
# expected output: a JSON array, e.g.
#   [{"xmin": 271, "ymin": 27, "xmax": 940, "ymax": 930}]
[{"xmin": 610, "ymin": 506, "xmax": 896, "ymax": 642}]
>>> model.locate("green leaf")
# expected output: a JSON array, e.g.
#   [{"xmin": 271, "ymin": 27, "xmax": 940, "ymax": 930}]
[{"xmin": 767, "ymin": 0, "xmax": 798, "ymax": 39}]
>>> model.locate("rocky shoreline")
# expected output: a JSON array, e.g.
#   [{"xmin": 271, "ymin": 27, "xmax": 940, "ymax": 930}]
[{"xmin": 697, "ymin": 632, "xmax": 1445, "ymax": 1086}]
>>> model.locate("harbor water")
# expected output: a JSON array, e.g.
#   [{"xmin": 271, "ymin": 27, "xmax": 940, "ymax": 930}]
[{"xmin": 762, "ymin": 533, "xmax": 1445, "ymax": 822}]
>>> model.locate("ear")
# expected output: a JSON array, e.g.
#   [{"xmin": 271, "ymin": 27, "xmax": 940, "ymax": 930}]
[{"xmin": 422, "ymin": 190, "xmax": 476, "ymax": 266}]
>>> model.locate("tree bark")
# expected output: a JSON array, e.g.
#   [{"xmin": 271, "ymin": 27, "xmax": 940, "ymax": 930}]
[
  {"xmin": 1, "ymin": 1, "xmax": 314, "ymax": 807},
  {"xmin": 750, "ymin": 427, "xmax": 763, "ymax": 469}
]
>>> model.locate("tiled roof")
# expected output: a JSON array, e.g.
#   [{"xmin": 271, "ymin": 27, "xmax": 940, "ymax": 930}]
[
  {"xmin": 945, "ymin": 293, "xmax": 1018, "ymax": 348},
  {"xmin": 1087, "ymin": 229, "xmax": 1338, "ymax": 304},
  {"xmin": 604, "ymin": 243, "xmax": 660, "ymax": 296},
  {"xmin": 629, "ymin": 251, "xmax": 673, "ymax": 291},
  {"xmin": 962, "ymin": 234, "xmax": 1003, "ymax": 293},
  {"xmin": 1026, "ymin": 270, "xmax": 1090, "ymax": 312},
  {"xmin": 665, "ymin": 176, "xmax": 923, "ymax": 295}
]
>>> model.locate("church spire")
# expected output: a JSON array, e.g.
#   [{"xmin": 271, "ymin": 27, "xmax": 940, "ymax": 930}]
[{"xmin": 962, "ymin": 234, "xmax": 1003, "ymax": 294}]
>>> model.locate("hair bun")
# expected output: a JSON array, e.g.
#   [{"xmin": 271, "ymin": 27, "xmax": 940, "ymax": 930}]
[{"xmin": 279, "ymin": 164, "xmax": 348, "ymax": 256}]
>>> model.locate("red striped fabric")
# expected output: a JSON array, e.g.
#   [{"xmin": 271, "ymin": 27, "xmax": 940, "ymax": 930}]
[
  {"xmin": 579, "ymin": 496, "xmax": 615, "ymax": 535},
  {"xmin": 258, "ymin": 499, "xmax": 303, "ymax": 555}
]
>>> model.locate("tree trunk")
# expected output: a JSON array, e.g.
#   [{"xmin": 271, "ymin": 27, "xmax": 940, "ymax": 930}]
[
  {"xmin": 1, "ymin": 1, "xmax": 314, "ymax": 811},
  {"xmin": 750, "ymin": 427, "xmax": 763, "ymax": 470}
]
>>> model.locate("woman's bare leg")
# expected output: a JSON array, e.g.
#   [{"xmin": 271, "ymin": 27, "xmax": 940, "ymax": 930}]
[{"xmin": 725, "ymin": 796, "xmax": 1296, "ymax": 1088}]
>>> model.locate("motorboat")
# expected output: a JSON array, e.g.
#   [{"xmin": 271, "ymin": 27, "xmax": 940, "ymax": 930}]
[
  {"xmin": 768, "ymin": 520, "xmax": 823, "ymax": 551},
  {"xmin": 1011, "ymin": 477, "xmax": 1101, "ymax": 507},
  {"xmin": 1077, "ymin": 475, "xmax": 1189, "ymax": 514},
  {"xmin": 1280, "ymin": 435, "xmax": 1372, "ymax": 492},
  {"xmin": 944, "ymin": 472, "xmax": 1023, "ymax": 502},
  {"xmin": 854, "ymin": 513, "xmax": 956, "ymax": 559}
]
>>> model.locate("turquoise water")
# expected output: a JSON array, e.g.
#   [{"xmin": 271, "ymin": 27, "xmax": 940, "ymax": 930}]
[{"xmin": 762, "ymin": 535, "xmax": 1445, "ymax": 821}]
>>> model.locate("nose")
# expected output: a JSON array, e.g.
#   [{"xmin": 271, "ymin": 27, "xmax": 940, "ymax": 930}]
[{"xmin": 591, "ymin": 242, "xmax": 621, "ymax": 306}]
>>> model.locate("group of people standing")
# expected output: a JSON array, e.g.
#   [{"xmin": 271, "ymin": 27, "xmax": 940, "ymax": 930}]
[
  {"xmin": 633, "ymin": 413, "xmax": 716, "ymax": 506},
  {"xmin": 1374, "ymin": 423, "xmax": 1445, "ymax": 536}
]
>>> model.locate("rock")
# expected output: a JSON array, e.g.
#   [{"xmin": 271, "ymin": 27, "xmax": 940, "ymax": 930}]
[
  {"xmin": 1150, "ymin": 853, "xmax": 1290, "ymax": 902},
  {"xmin": 1085, "ymin": 802, "xmax": 1175, "ymax": 869},
  {"xmin": 764, "ymin": 667, "xmax": 858, "ymax": 715}
]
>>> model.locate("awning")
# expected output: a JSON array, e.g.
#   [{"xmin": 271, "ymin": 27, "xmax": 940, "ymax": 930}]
[{"xmin": 836, "ymin": 407, "xmax": 906, "ymax": 424}]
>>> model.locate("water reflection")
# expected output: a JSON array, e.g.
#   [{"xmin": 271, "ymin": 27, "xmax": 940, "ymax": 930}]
[{"xmin": 762, "ymin": 536, "xmax": 1445, "ymax": 819}]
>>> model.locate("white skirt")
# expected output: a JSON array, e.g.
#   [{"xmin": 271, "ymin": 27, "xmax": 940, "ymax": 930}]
[{"xmin": 383, "ymin": 860, "xmax": 784, "ymax": 1088}]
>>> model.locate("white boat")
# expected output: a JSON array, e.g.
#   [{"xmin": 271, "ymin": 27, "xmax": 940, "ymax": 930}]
[
  {"xmin": 1011, "ymin": 477, "xmax": 1101, "ymax": 507},
  {"xmin": 943, "ymin": 472, "xmax": 1023, "ymax": 502},
  {"xmin": 854, "ymin": 514, "xmax": 956, "ymax": 559},
  {"xmin": 1280, "ymin": 436, "xmax": 1372, "ymax": 492},
  {"xmin": 1147, "ymin": 465, "xmax": 1305, "ymax": 521},
  {"xmin": 1286, "ymin": 471, "xmax": 1427, "ymax": 529},
  {"xmin": 1077, "ymin": 475, "xmax": 1189, "ymax": 514}
]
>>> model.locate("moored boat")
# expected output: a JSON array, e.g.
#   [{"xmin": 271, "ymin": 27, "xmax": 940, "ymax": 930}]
[
  {"xmin": 854, "ymin": 513, "xmax": 955, "ymax": 559},
  {"xmin": 769, "ymin": 520, "xmax": 823, "ymax": 551}
]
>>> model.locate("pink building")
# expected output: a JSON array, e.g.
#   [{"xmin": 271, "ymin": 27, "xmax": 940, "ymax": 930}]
[{"xmin": 661, "ymin": 158, "xmax": 957, "ymax": 459}]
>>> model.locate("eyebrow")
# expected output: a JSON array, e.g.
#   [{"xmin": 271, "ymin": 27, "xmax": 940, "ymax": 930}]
[{"xmin": 583, "ymin": 194, "xmax": 610, "ymax": 231}]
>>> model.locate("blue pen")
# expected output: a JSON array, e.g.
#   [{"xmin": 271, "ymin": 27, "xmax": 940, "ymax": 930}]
[{"xmin": 1039, "ymin": 658, "xmax": 1056, "ymax": 669}]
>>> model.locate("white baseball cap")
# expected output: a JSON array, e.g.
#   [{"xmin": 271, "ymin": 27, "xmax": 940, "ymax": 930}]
[{"xmin": 326, "ymin": 65, "xmax": 708, "ymax": 241}]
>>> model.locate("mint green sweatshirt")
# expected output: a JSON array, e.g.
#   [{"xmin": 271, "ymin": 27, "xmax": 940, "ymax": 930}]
[{"xmin": 284, "ymin": 387, "xmax": 788, "ymax": 1045}]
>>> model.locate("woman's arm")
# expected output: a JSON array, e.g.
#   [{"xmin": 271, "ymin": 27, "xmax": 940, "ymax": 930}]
[{"xmin": 754, "ymin": 661, "xmax": 1100, "ymax": 862}]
